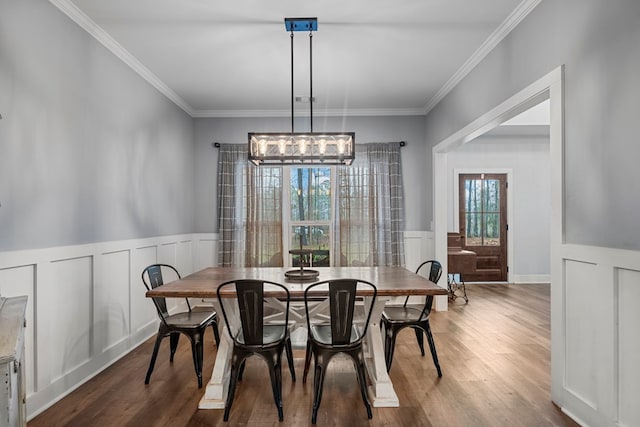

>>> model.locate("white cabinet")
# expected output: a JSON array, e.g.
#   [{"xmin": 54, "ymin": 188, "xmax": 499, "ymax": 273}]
[{"xmin": 0, "ymin": 296, "xmax": 27, "ymax": 427}]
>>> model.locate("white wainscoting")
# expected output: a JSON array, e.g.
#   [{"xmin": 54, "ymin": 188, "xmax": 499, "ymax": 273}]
[
  {"xmin": 402, "ymin": 230, "xmax": 450, "ymax": 311},
  {"xmin": 7, "ymin": 232, "xmax": 635, "ymax": 427},
  {"xmin": 557, "ymin": 243, "xmax": 640, "ymax": 427},
  {"xmin": 403, "ymin": 231, "xmax": 435, "ymax": 272},
  {"xmin": 0, "ymin": 233, "xmax": 219, "ymax": 420}
]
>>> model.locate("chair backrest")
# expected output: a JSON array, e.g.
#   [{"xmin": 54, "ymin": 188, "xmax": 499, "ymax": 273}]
[
  {"xmin": 416, "ymin": 260, "xmax": 443, "ymax": 283},
  {"xmin": 405, "ymin": 260, "xmax": 443, "ymax": 313},
  {"xmin": 304, "ymin": 279, "xmax": 377, "ymax": 346},
  {"xmin": 142, "ymin": 264, "xmax": 188, "ymax": 322},
  {"xmin": 217, "ymin": 279, "xmax": 290, "ymax": 346}
]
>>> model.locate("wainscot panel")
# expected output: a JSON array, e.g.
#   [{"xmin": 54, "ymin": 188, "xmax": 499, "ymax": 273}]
[{"xmin": 559, "ymin": 244, "xmax": 640, "ymax": 427}]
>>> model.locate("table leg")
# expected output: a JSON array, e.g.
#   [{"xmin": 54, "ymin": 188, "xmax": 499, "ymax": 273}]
[
  {"xmin": 199, "ymin": 299, "xmax": 231, "ymax": 409},
  {"xmin": 364, "ymin": 296, "xmax": 399, "ymax": 407}
]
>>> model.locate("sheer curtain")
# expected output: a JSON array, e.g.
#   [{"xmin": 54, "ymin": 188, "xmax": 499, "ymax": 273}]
[
  {"xmin": 217, "ymin": 144, "xmax": 283, "ymax": 267},
  {"xmin": 335, "ymin": 142, "xmax": 405, "ymax": 267}
]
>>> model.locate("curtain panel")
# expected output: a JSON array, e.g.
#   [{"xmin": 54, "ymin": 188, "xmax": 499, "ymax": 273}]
[
  {"xmin": 217, "ymin": 144, "xmax": 283, "ymax": 267},
  {"xmin": 337, "ymin": 142, "xmax": 405, "ymax": 267},
  {"xmin": 217, "ymin": 144, "xmax": 245, "ymax": 267}
]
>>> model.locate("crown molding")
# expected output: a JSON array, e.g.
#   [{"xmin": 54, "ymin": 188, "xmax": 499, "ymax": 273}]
[
  {"xmin": 423, "ymin": 0, "xmax": 543, "ymax": 114},
  {"xmin": 49, "ymin": 0, "xmax": 425, "ymax": 119},
  {"xmin": 191, "ymin": 107, "xmax": 426, "ymax": 119},
  {"xmin": 48, "ymin": 0, "xmax": 195, "ymax": 116},
  {"xmin": 50, "ymin": 0, "xmax": 539, "ymax": 119}
]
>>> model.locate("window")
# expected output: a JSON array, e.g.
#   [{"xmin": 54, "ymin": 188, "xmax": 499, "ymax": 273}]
[
  {"xmin": 285, "ymin": 167, "xmax": 333, "ymax": 267},
  {"xmin": 463, "ymin": 176, "xmax": 501, "ymax": 246}
]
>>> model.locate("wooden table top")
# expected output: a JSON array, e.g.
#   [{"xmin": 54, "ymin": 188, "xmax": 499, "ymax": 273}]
[{"xmin": 146, "ymin": 266, "xmax": 447, "ymax": 299}]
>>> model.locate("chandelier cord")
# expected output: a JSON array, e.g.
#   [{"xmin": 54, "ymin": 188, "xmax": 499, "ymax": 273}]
[
  {"xmin": 309, "ymin": 29, "xmax": 313, "ymax": 133},
  {"xmin": 290, "ymin": 30, "xmax": 294, "ymax": 133}
]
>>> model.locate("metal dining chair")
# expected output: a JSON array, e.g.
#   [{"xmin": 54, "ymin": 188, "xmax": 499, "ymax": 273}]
[
  {"xmin": 302, "ymin": 279, "xmax": 377, "ymax": 424},
  {"xmin": 141, "ymin": 264, "xmax": 220, "ymax": 388},
  {"xmin": 216, "ymin": 279, "xmax": 295, "ymax": 422},
  {"xmin": 380, "ymin": 260, "xmax": 443, "ymax": 375}
]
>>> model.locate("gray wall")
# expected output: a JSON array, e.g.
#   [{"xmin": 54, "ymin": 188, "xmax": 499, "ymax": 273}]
[
  {"xmin": 0, "ymin": 0, "xmax": 431, "ymax": 253},
  {"xmin": 0, "ymin": 0, "xmax": 195, "ymax": 252},
  {"xmin": 425, "ymin": 0, "xmax": 640, "ymax": 251},
  {"xmin": 193, "ymin": 115, "xmax": 428, "ymax": 232}
]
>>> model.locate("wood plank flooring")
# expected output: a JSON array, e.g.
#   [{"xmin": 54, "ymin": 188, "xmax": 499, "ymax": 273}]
[{"xmin": 28, "ymin": 284, "xmax": 580, "ymax": 427}]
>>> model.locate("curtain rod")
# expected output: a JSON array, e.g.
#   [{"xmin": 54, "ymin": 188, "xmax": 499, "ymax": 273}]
[{"xmin": 212, "ymin": 141, "xmax": 406, "ymax": 148}]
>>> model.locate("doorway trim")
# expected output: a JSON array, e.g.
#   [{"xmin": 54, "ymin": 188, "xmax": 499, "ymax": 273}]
[{"xmin": 432, "ymin": 66, "xmax": 564, "ymax": 402}]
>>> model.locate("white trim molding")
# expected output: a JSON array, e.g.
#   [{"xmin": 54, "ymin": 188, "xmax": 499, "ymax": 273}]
[
  {"xmin": 48, "ymin": 0, "xmax": 542, "ymax": 119},
  {"xmin": 48, "ymin": 0, "xmax": 194, "ymax": 116},
  {"xmin": 423, "ymin": 0, "xmax": 543, "ymax": 113}
]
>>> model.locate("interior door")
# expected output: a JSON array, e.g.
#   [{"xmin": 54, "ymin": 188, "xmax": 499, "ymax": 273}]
[{"xmin": 458, "ymin": 173, "xmax": 508, "ymax": 282}]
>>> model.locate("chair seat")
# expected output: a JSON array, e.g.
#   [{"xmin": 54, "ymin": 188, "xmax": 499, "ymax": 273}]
[
  {"xmin": 382, "ymin": 305, "xmax": 429, "ymax": 323},
  {"xmin": 165, "ymin": 308, "xmax": 216, "ymax": 328},
  {"xmin": 236, "ymin": 324, "xmax": 286, "ymax": 346},
  {"xmin": 309, "ymin": 324, "xmax": 363, "ymax": 346}
]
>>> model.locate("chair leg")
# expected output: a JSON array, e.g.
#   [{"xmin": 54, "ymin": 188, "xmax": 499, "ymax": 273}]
[
  {"xmin": 266, "ymin": 351, "xmax": 284, "ymax": 421},
  {"xmin": 414, "ymin": 327, "xmax": 426, "ymax": 356},
  {"xmin": 424, "ymin": 322, "xmax": 442, "ymax": 377},
  {"xmin": 189, "ymin": 333, "xmax": 204, "ymax": 388},
  {"xmin": 169, "ymin": 332, "xmax": 180, "ymax": 363},
  {"xmin": 354, "ymin": 351, "xmax": 373, "ymax": 419},
  {"xmin": 285, "ymin": 336, "xmax": 296, "ymax": 381},
  {"xmin": 211, "ymin": 320, "xmax": 220, "ymax": 346},
  {"xmin": 311, "ymin": 353, "xmax": 328, "ymax": 424},
  {"xmin": 224, "ymin": 353, "xmax": 243, "ymax": 422},
  {"xmin": 384, "ymin": 326, "xmax": 398, "ymax": 373},
  {"xmin": 303, "ymin": 340, "xmax": 312, "ymax": 383},
  {"xmin": 238, "ymin": 360, "xmax": 246, "ymax": 381},
  {"xmin": 145, "ymin": 331, "xmax": 165, "ymax": 384}
]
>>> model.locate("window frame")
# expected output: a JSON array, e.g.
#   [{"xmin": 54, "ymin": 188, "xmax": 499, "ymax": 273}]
[{"xmin": 282, "ymin": 166, "xmax": 336, "ymax": 267}]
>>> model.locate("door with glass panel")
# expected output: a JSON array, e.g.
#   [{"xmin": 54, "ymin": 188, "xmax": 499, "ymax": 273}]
[
  {"xmin": 287, "ymin": 167, "xmax": 333, "ymax": 267},
  {"xmin": 458, "ymin": 173, "xmax": 508, "ymax": 282}
]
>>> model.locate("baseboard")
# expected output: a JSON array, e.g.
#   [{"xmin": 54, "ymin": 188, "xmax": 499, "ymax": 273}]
[{"xmin": 512, "ymin": 274, "xmax": 550, "ymax": 284}]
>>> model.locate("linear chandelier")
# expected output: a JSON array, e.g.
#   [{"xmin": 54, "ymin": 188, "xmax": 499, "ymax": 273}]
[{"xmin": 248, "ymin": 17, "xmax": 355, "ymax": 166}]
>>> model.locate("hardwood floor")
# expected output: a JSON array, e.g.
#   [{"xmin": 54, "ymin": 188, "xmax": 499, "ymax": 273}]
[{"xmin": 28, "ymin": 284, "xmax": 579, "ymax": 427}]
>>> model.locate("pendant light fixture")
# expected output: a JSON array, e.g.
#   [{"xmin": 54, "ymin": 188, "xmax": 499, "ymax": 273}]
[{"xmin": 248, "ymin": 17, "xmax": 355, "ymax": 166}]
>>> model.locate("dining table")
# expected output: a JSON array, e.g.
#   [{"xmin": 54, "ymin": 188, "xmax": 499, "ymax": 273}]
[{"xmin": 146, "ymin": 265, "xmax": 447, "ymax": 409}]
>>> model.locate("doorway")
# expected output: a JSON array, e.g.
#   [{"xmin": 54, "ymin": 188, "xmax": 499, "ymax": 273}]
[
  {"xmin": 432, "ymin": 66, "xmax": 564, "ymax": 405},
  {"xmin": 458, "ymin": 173, "xmax": 508, "ymax": 281}
]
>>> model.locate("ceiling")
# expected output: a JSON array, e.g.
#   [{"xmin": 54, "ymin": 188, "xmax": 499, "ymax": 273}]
[{"xmin": 52, "ymin": 0, "xmax": 538, "ymax": 118}]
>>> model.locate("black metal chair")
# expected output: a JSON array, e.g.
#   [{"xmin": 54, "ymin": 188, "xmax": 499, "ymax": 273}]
[
  {"xmin": 381, "ymin": 260, "xmax": 443, "ymax": 375},
  {"xmin": 302, "ymin": 279, "xmax": 377, "ymax": 424},
  {"xmin": 216, "ymin": 279, "xmax": 295, "ymax": 422},
  {"xmin": 141, "ymin": 264, "xmax": 220, "ymax": 388}
]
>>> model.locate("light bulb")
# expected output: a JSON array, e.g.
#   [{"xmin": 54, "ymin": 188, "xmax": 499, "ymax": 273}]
[
  {"xmin": 278, "ymin": 138, "xmax": 287, "ymax": 155},
  {"xmin": 318, "ymin": 138, "xmax": 327, "ymax": 154}
]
